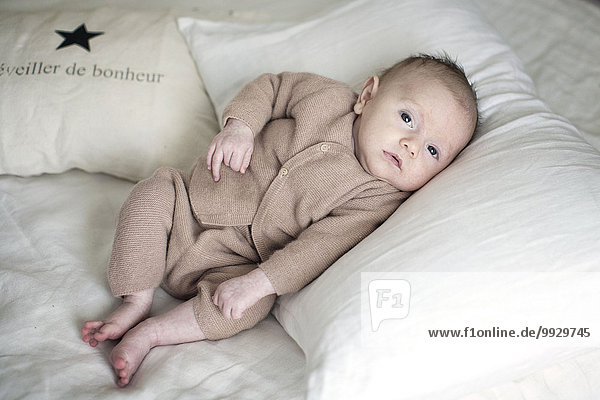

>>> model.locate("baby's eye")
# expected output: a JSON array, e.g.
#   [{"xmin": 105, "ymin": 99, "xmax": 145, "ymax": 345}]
[
  {"xmin": 400, "ymin": 112, "xmax": 413, "ymax": 128},
  {"xmin": 427, "ymin": 145, "xmax": 439, "ymax": 159}
]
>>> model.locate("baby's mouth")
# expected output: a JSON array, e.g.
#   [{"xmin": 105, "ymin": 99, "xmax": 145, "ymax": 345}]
[{"xmin": 383, "ymin": 150, "xmax": 402, "ymax": 170}]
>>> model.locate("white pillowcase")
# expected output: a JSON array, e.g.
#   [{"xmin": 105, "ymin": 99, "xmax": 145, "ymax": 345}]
[
  {"xmin": 178, "ymin": 0, "xmax": 600, "ymax": 399},
  {"xmin": 0, "ymin": 9, "xmax": 218, "ymax": 181}
]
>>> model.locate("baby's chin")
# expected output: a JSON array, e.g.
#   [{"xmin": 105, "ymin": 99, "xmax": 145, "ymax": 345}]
[
  {"xmin": 365, "ymin": 162, "xmax": 426, "ymax": 191},
  {"xmin": 373, "ymin": 175, "xmax": 419, "ymax": 192}
]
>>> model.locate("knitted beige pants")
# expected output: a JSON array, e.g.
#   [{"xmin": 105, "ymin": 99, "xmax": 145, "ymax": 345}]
[{"xmin": 108, "ymin": 167, "xmax": 276, "ymax": 340}]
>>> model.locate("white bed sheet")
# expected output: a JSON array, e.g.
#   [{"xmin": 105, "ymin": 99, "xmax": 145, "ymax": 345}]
[
  {"xmin": 0, "ymin": 170, "xmax": 305, "ymax": 399},
  {"xmin": 2, "ymin": 171, "xmax": 599, "ymax": 400},
  {"xmin": 1, "ymin": 0, "xmax": 600, "ymax": 399}
]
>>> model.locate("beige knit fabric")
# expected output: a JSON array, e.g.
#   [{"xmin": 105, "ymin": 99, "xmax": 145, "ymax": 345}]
[
  {"xmin": 190, "ymin": 72, "xmax": 410, "ymax": 294},
  {"xmin": 108, "ymin": 72, "xmax": 409, "ymax": 340},
  {"xmin": 108, "ymin": 167, "xmax": 276, "ymax": 340}
]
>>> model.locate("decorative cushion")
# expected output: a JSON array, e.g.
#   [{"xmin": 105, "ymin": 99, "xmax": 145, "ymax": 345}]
[{"xmin": 0, "ymin": 8, "xmax": 218, "ymax": 181}]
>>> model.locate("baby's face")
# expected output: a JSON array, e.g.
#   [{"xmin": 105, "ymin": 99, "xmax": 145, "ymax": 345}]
[{"xmin": 352, "ymin": 70, "xmax": 474, "ymax": 191}]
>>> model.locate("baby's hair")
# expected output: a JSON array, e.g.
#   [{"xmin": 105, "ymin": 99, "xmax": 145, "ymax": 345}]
[{"xmin": 380, "ymin": 53, "xmax": 480, "ymax": 135}]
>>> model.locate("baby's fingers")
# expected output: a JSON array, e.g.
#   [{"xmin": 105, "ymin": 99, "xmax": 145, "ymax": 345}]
[
  {"xmin": 210, "ymin": 150, "xmax": 224, "ymax": 181},
  {"xmin": 229, "ymin": 147, "xmax": 252, "ymax": 173},
  {"xmin": 212, "ymin": 284, "xmax": 232, "ymax": 319},
  {"xmin": 206, "ymin": 143, "xmax": 216, "ymax": 170},
  {"xmin": 231, "ymin": 306, "xmax": 245, "ymax": 320},
  {"xmin": 206, "ymin": 142, "xmax": 223, "ymax": 181},
  {"xmin": 240, "ymin": 148, "xmax": 253, "ymax": 174},
  {"xmin": 223, "ymin": 149, "xmax": 233, "ymax": 168}
]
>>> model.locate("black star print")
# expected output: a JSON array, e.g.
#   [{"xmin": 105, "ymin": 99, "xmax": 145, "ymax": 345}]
[{"xmin": 55, "ymin": 24, "xmax": 104, "ymax": 52}]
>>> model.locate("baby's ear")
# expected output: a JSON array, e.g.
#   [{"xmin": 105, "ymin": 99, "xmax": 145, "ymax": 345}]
[{"xmin": 354, "ymin": 76, "xmax": 380, "ymax": 114}]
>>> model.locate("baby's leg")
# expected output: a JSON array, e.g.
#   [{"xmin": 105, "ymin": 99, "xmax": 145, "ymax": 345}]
[
  {"xmin": 83, "ymin": 168, "xmax": 189, "ymax": 346},
  {"xmin": 81, "ymin": 288, "xmax": 154, "ymax": 347},
  {"xmin": 110, "ymin": 299, "xmax": 205, "ymax": 387},
  {"xmin": 107, "ymin": 266, "xmax": 274, "ymax": 387},
  {"xmin": 108, "ymin": 167, "xmax": 186, "ymax": 297}
]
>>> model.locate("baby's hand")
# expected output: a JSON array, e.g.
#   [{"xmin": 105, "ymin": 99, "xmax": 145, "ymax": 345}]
[
  {"xmin": 206, "ymin": 118, "xmax": 254, "ymax": 182},
  {"xmin": 212, "ymin": 268, "xmax": 275, "ymax": 320}
]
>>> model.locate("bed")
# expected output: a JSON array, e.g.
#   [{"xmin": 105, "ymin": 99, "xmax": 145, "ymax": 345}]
[{"xmin": 1, "ymin": 0, "xmax": 599, "ymax": 399}]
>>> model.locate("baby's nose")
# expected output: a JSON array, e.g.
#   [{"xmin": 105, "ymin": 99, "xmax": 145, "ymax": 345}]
[{"xmin": 400, "ymin": 139, "xmax": 418, "ymax": 158}]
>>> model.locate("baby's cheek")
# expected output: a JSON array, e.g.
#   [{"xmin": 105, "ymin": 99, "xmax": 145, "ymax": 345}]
[{"xmin": 404, "ymin": 169, "xmax": 433, "ymax": 191}]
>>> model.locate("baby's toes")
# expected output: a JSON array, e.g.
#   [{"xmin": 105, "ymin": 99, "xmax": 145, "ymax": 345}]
[
  {"xmin": 112, "ymin": 358, "xmax": 132, "ymax": 386},
  {"xmin": 82, "ymin": 330, "xmax": 93, "ymax": 341},
  {"xmin": 82, "ymin": 333, "xmax": 92, "ymax": 343},
  {"xmin": 83, "ymin": 320, "xmax": 104, "ymax": 331},
  {"xmin": 94, "ymin": 322, "xmax": 122, "ymax": 342},
  {"xmin": 81, "ymin": 321, "xmax": 101, "ymax": 340},
  {"xmin": 82, "ymin": 332, "xmax": 100, "ymax": 347},
  {"xmin": 113, "ymin": 357, "xmax": 127, "ymax": 371},
  {"xmin": 81, "ymin": 321, "xmax": 98, "ymax": 334},
  {"xmin": 117, "ymin": 375, "xmax": 131, "ymax": 388}
]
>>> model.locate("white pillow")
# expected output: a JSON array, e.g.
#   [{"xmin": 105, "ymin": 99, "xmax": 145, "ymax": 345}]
[
  {"xmin": 178, "ymin": 0, "xmax": 600, "ymax": 399},
  {"xmin": 0, "ymin": 9, "xmax": 218, "ymax": 181}
]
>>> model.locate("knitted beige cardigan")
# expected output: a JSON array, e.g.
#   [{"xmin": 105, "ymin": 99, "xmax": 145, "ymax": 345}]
[{"xmin": 189, "ymin": 72, "xmax": 410, "ymax": 295}]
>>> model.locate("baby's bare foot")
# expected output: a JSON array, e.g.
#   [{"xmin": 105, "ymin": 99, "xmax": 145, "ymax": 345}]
[
  {"xmin": 108, "ymin": 300, "xmax": 205, "ymax": 387},
  {"xmin": 81, "ymin": 288, "xmax": 154, "ymax": 347},
  {"xmin": 110, "ymin": 321, "xmax": 156, "ymax": 387}
]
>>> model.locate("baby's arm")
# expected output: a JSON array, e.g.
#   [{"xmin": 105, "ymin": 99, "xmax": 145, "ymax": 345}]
[
  {"xmin": 212, "ymin": 189, "xmax": 408, "ymax": 319},
  {"xmin": 206, "ymin": 118, "xmax": 254, "ymax": 182},
  {"xmin": 258, "ymin": 189, "xmax": 409, "ymax": 296},
  {"xmin": 208, "ymin": 72, "xmax": 343, "ymax": 183}
]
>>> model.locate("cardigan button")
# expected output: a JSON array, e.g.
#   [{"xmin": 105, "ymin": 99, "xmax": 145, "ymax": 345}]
[
  {"xmin": 280, "ymin": 167, "xmax": 289, "ymax": 176},
  {"xmin": 320, "ymin": 143, "xmax": 329, "ymax": 152}
]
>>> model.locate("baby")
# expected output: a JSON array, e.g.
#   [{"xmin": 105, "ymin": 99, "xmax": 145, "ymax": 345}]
[{"xmin": 81, "ymin": 54, "xmax": 478, "ymax": 387}]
